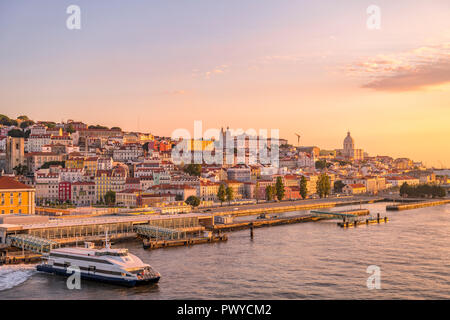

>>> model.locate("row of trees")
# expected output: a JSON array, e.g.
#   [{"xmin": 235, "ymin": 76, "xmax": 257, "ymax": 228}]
[
  {"xmin": 316, "ymin": 173, "xmax": 331, "ymax": 198},
  {"xmin": 217, "ymin": 184, "xmax": 234, "ymax": 205},
  {"xmin": 265, "ymin": 177, "xmax": 286, "ymax": 201},
  {"xmin": 400, "ymin": 183, "xmax": 446, "ymax": 198}
]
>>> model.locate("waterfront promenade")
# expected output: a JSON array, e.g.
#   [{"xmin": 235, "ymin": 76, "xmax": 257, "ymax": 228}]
[{"xmin": 205, "ymin": 196, "xmax": 383, "ymax": 217}]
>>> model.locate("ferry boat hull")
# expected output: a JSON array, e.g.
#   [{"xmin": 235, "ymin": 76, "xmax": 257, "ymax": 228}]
[{"xmin": 36, "ymin": 264, "xmax": 160, "ymax": 287}]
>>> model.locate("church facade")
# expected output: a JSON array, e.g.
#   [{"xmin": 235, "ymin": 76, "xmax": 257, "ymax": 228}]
[{"xmin": 336, "ymin": 132, "xmax": 364, "ymax": 161}]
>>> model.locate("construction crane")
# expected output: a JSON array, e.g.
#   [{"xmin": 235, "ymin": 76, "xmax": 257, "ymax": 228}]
[{"xmin": 295, "ymin": 133, "xmax": 301, "ymax": 147}]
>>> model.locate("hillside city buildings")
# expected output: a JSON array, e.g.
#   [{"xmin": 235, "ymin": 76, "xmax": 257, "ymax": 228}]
[{"xmin": 0, "ymin": 118, "xmax": 447, "ymax": 214}]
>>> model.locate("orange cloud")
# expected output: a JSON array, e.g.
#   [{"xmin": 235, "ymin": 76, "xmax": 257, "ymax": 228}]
[{"xmin": 346, "ymin": 43, "xmax": 450, "ymax": 91}]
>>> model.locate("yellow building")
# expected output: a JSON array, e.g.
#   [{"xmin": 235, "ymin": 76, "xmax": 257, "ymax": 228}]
[
  {"xmin": 0, "ymin": 176, "xmax": 36, "ymax": 214},
  {"xmin": 65, "ymin": 156, "xmax": 98, "ymax": 176},
  {"xmin": 83, "ymin": 157, "xmax": 98, "ymax": 176},
  {"xmin": 65, "ymin": 157, "xmax": 84, "ymax": 170}
]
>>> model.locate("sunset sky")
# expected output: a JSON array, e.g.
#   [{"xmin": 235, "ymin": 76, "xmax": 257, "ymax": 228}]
[{"xmin": 1, "ymin": 1, "xmax": 449, "ymax": 167}]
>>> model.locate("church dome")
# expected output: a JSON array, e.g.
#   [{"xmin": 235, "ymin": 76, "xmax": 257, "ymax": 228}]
[
  {"xmin": 344, "ymin": 132, "xmax": 354, "ymax": 144},
  {"xmin": 344, "ymin": 131, "xmax": 354, "ymax": 149}
]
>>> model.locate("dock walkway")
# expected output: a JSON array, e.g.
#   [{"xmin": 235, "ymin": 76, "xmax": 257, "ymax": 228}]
[{"xmin": 386, "ymin": 199, "xmax": 450, "ymax": 211}]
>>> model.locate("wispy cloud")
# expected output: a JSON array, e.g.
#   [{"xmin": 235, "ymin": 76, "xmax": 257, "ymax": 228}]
[
  {"xmin": 346, "ymin": 42, "xmax": 450, "ymax": 91},
  {"xmin": 192, "ymin": 65, "xmax": 230, "ymax": 79},
  {"xmin": 161, "ymin": 90, "xmax": 187, "ymax": 96}
]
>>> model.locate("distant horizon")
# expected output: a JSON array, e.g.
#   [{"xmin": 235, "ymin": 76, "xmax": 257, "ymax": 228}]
[
  {"xmin": 1, "ymin": 1, "xmax": 449, "ymax": 167},
  {"xmin": 2, "ymin": 112, "xmax": 449, "ymax": 169}
]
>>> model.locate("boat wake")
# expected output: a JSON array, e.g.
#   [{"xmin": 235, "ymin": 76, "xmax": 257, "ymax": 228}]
[{"xmin": 0, "ymin": 264, "xmax": 36, "ymax": 291}]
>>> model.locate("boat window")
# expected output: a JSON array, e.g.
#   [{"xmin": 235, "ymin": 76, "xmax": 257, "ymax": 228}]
[
  {"xmin": 95, "ymin": 250, "xmax": 128, "ymax": 257},
  {"xmin": 127, "ymin": 269, "xmax": 144, "ymax": 274}
]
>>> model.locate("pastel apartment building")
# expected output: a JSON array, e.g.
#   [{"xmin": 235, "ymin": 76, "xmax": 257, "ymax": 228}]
[{"xmin": 0, "ymin": 176, "xmax": 35, "ymax": 214}]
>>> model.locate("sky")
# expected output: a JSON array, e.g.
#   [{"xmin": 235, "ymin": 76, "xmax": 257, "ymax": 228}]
[{"xmin": 0, "ymin": 0, "xmax": 449, "ymax": 167}]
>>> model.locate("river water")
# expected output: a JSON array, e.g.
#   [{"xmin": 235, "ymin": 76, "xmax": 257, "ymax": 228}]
[{"xmin": 1, "ymin": 202, "xmax": 450, "ymax": 299}]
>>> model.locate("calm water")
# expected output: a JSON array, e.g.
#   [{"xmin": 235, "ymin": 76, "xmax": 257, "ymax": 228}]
[{"xmin": 1, "ymin": 202, "xmax": 450, "ymax": 299}]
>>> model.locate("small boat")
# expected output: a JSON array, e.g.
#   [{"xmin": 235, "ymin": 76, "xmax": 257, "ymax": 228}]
[{"xmin": 36, "ymin": 233, "xmax": 160, "ymax": 287}]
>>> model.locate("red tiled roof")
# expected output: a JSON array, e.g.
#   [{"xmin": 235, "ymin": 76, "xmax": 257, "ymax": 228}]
[
  {"xmin": 0, "ymin": 176, "xmax": 33, "ymax": 190},
  {"xmin": 348, "ymin": 184, "xmax": 366, "ymax": 189}
]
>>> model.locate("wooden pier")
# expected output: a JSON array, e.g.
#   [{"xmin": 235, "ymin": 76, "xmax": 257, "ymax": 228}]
[
  {"xmin": 0, "ymin": 248, "xmax": 42, "ymax": 265},
  {"xmin": 212, "ymin": 197, "xmax": 384, "ymax": 218},
  {"xmin": 142, "ymin": 234, "xmax": 228, "ymax": 249},
  {"xmin": 337, "ymin": 216, "xmax": 389, "ymax": 228},
  {"xmin": 210, "ymin": 214, "xmax": 321, "ymax": 232},
  {"xmin": 386, "ymin": 199, "xmax": 450, "ymax": 211}
]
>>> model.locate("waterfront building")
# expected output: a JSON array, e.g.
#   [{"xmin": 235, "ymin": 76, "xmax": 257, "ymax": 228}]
[
  {"xmin": 58, "ymin": 181, "xmax": 72, "ymax": 203},
  {"xmin": 0, "ymin": 176, "xmax": 35, "ymax": 214},
  {"xmin": 116, "ymin": 189, "xmax": 142, "ymax": 207},
  {"xmin": 71, "ymin": 182, "xmax": 96, "ymax": 206},
  {"xmin": 343, "ymin": 183, "xmax": 367, "ymax": 195},
  {"xmin": 94, "ymin": 166, "xmax": 128, "ymax": 202},
  {"xmin": 222, "ymin": 180, "xmax": 245, "ymax": 200},
  {"xmin": 385, "ymin": 176, "xmax": 420, "ymax": 187},
  {"xmin": 199, "ymin": 181, "xmax": 220, "ymax": 201},
  {"xmin": 148, "ymin": 184, "xmax": 197, "ymax": 201},
  {"xmin": 35, "ymin": 172, "xmax": 60, "ymax": 204}
]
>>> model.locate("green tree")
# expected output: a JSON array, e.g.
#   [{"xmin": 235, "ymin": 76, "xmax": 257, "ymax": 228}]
[
  {"xmin": 316, "ymin": 173, "xmax": 331, "ymax": 198},
  {"xmin": 399, "ymin": 182, "xmax": 409, "ymax": 197},
  {"xmin": 89, "ymin": 124, "xmax": 109, "ymax": 129},
  {"xmin": 255, "ymin": 181, "xmax": 260, "ymax": 203},
  {"xmin": 185, "ymin": 195, "xmax": 201, "ymax": 208},
  {"xmin": 334, "ymin": 180, "xmax": 345, "ymax": 193},
  {"xmin": 275, "ymin": 176, "xmax": 285, "ymax": 201},
  {"xmin": 183, "ymin": 164, "xmax": 202, "ymax": 177},
  {"xmin": 217, "ymin": 184, "xmax": 226, "ymax": 206},
  {"xmin": 299, "ymin": 176, "xmax": 308, "ymax": 199},
  {"xmin": 104, "ymin": 191, "xmax": 116, "ymax": 205},
  {"xmin": 40, "ymin": 161, "xmax": 65, "ymax": 169},
  {"xmin": 226, "ymin": 186, "xmax": 234, "ymax": 204},
  {"xmin": 13, "ymin": 164, "xmax": 29, "ymax": 176},
  {"xmin": 20, "ymin": 120, "xmax": 34, "ymax": 129},
  {"xmin": 66, "ymin": 124, "xmax": 75, "ymax": 134},
  {"xmin": 0, "ymin": 114, "xmax": 18, "ymax": 126},
  {"xmin": 7, "ymin": 129, "xmax": 25, "ymax": 137},
  {"xmin": 315, "ymin": 160, "xmax": 327, "ymax": 170},
  {"xmin": 265, "ymin": 185, "xmax": 275, "ymax": 201}
]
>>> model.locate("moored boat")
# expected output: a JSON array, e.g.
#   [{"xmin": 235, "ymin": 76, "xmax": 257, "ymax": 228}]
[{"xmin": 36, "ymin": 238, "xmax": 160, "ymax": 287}]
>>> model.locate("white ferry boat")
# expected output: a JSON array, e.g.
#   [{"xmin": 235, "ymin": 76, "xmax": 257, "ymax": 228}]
[{"xmin": 36, "ymin": 240, "xmax": 160, "ymax": 287}]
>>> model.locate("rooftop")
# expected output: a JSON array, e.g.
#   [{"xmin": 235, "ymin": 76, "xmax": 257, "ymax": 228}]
[{"xmin": 0, "ymin": 176, "xmax": 33, "ymax": 190}]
